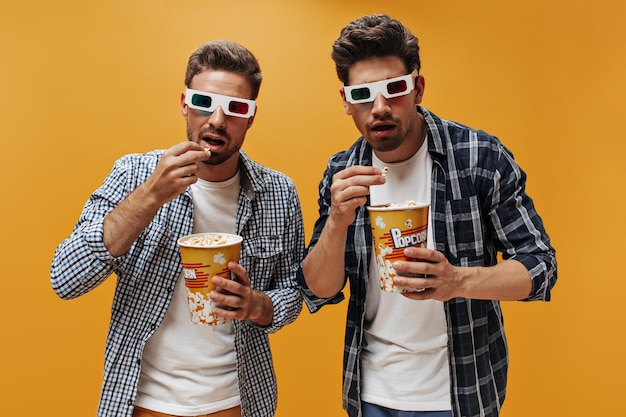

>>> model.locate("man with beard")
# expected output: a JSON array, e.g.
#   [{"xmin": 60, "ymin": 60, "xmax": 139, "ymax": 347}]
[
  {"xmin": 298, "ymin": 14, "xmax": 557, "ymax": 417},
  {"xmin": 51, "ymin": 40, "xmax": 305, "ymax": 417}
]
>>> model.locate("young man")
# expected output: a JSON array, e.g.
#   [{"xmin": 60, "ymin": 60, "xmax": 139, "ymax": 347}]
[
  {"xmin": 299, "ymin": 14, "xmax": 557, "ymax": 417},
  {"xmin": 51, "ymin": 40, "xmax": 305, "ymax": 417}
]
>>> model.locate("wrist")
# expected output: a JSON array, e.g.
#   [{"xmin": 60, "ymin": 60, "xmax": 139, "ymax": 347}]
[
  {"xmin": 249, "ymin": 290, "xmax": 273, "ymax": 327},
  {"xmin": 134, "ymin": 181, "xmax": 165, "ymax": 213}
]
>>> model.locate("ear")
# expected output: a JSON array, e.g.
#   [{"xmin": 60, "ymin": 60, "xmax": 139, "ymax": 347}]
[
  {"xmin": 413, "ymin": 75, "xmax": 425, "ymax": 105},
  {"xmin": 181, "ymin": 92, "xmax": 188, "ymax": 117},
  {"xmin": 246, "ymin": 107, "xmax": 257, "ymax": 128},
  {"xmin": 339, "ymin": 88, "xmax": 352, "ymax": 115}
]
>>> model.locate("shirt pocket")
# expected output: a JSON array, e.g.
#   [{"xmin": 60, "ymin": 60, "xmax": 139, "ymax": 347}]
[
  {"xmin": 129, "ymin": 221, "xmax": 177, "ymax": 281},
  {"xmin": 444, "ymin": 196, "xmax": 485, "ymax": 262},
  {"xmin": 241, "ymin": 235, "xmax": 283, "ymax": 290}
]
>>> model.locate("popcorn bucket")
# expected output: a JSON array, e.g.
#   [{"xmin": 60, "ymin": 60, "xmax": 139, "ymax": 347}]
[
  {"xmin": 367, "ymin": 202, "xmax": 429, "ymax": 292},
  {"xmin": 177, "ymin": 232, "xmax": 243, "ymax": 325}
]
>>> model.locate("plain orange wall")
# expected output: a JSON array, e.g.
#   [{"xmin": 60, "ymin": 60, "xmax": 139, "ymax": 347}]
[{"xmin": 1, "ymin": 1, "xmax": 624, "ymax": 416}]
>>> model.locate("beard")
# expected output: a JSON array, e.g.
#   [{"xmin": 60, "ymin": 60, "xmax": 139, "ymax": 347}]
[
  {"xmin": 369, "ymin": 134, "xmax": 405, "ymax": 153},
  {"xmin": 187, "ymin": 125, "xmax": 240, "ymax": 166},
  {"xmin": 365, "ymin": 116, "xmax": 409, "ymax": 153}
]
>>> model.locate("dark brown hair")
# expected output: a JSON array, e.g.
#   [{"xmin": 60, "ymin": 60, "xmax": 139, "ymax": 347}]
[
  {"xmin": 185, "ymin": 40, "xmax": 262, "ymax": 99},
  {"xmin": 331, "ymin": 14, "xmax": 420, "ymax": 85}
]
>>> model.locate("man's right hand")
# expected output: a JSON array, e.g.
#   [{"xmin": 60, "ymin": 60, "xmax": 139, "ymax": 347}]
[
  {"xmin": 302, "ymin": 165, "xmax": 385, "ymax": 298},
  {"xmin": 328, "ymin": 165, "xmax": 386, "ymax": 228},
  {"xmin": 103, "ymin": 141, "xmax": 209, "ymax": 257},
  {"xmin": 142, "ymin": 141, "xmax": 211, "ymax": 208}
]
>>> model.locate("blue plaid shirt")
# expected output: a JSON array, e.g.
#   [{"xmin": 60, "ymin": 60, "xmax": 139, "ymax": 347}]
[
  {"xmin": 51, "ymin": 149, "xmax": 305, "ymax": 417},
  {"xmin": 298, "ymin": 107, "xmax": 557, "ymax": 417}
]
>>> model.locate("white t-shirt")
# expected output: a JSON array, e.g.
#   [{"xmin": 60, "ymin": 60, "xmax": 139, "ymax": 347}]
[
  {"xmin": 135, "ymin": 174, "xmax": 241, "ymax": 415},
  {"xmin": 361, "ymin": 142, "xmax": 451, "ymax": 411}
]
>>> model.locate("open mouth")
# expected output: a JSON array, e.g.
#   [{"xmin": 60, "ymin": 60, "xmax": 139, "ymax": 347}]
[
  {"xmin": 202, "ymin": 137, "xmax": 225, "ymax": 145},
  {"xmin": 372, "ymin": 124, "xmax": 395, "ymax": 132}
]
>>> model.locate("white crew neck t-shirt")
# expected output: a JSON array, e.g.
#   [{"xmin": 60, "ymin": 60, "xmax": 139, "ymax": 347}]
[
  {"xmin": 135, "ymin": 173, "xmax": 241, "ymax": 415},
  {"xmin": 362, "ymin": 142, "xmax": 451, "ymax": 411}
]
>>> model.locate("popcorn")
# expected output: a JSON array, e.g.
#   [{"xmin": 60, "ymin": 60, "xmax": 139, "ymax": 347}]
[
  {"xmin": 180, "ymin": 233, "xmax": 237, "ymax": 247},
  {"xmin": 375, "ymin": 244, "xmax": 397, "ymax": 291},
  {"xmin": 387, "ymin": 200, "xmax": 419, "ymax": 208},
  {"xmin": 381, "ymin": 167, "xmax": 389, "ymax": 177},
  {"xmin": 187, "ymin": 291, "xmax": 228, "ymax": 326}
]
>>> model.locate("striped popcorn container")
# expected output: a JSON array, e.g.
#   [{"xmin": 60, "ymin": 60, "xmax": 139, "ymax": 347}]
[
  {"xmin": 177, "ymin": 233, "xmax": 243, "ymax": 325},
  {"xmin": 367, "ymin": 202, "xmax": 429, "ymax": 293}
]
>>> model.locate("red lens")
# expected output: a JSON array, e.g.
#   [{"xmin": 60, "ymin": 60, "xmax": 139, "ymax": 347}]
[
  {"xmin": 229, "ymin": 101, "xmax": 249, "ymax": 114},
  {"xmin": 387, "ymin": 80, "xmax": 408, "ymax": 94}
]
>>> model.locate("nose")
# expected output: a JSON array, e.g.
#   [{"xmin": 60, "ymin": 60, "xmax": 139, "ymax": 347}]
[
  {"xmin": 370, "ymin": 93, "xmax": 391, "ymax": 116},
  {"xmin": 206, "ymin": 106, "xmax": 226, "ymax": 129}
]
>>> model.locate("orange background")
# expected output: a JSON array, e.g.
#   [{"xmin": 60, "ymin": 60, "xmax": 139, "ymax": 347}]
[{"xmin": 1, "ymin": 1, "xmax": 624, "ymax": 416}]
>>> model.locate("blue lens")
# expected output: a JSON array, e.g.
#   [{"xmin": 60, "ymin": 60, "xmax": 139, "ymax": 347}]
[
  {"xmin": 350, "ymin": 87, "xmax": 371, "ymax": 101},
  {"xmin": 191, "ymin": 94, "xmax": 212, "ymax": 109}
]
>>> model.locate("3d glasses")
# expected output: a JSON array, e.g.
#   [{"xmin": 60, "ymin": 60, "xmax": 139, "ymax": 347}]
[
  {"xmin": 185, "ymin": 88, "xmax": 256, "ymax": 118},
  {"xmin": 343, "ymin": 72, "xmax": 416, "ymax": 104}
]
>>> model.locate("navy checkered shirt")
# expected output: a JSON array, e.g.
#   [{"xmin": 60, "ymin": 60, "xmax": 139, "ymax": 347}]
[
  {"xmin": 298, "ymin": 107, "xmax": 557, "ymax": 417},
  {"xmin": 51, "ymin": 149, "xmax": 305, "ymax": 417}
]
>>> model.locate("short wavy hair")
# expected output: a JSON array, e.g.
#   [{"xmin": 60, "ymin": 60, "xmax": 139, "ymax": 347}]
[
  {"xmin": 331, "ymin": 14, "xmax": 420, "ymax": 85},
  {"xmin": 185, "ymin": 40, "xmax": 262, "ymax": 99}
]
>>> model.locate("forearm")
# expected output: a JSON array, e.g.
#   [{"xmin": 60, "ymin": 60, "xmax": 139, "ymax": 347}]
[
  {"xmin": 103, "ymin": 184, "xmax": 162, "ymax": 257},
  {"xmin": 302, "ymin": 217, "xmax": 349, "ymax": 298},
  {"xmin": 458, "ymin": 259, "xmax": 532, "ymax": 301}
]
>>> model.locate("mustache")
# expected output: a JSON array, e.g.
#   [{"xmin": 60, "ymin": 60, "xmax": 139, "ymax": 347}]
[
  {"xmin": 366, "ymin": 115, "xmax": 398, "ymax": 128},
  {"xmin": 199, "ymin": 126, "xmax": 229, "ymax": 140}
]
